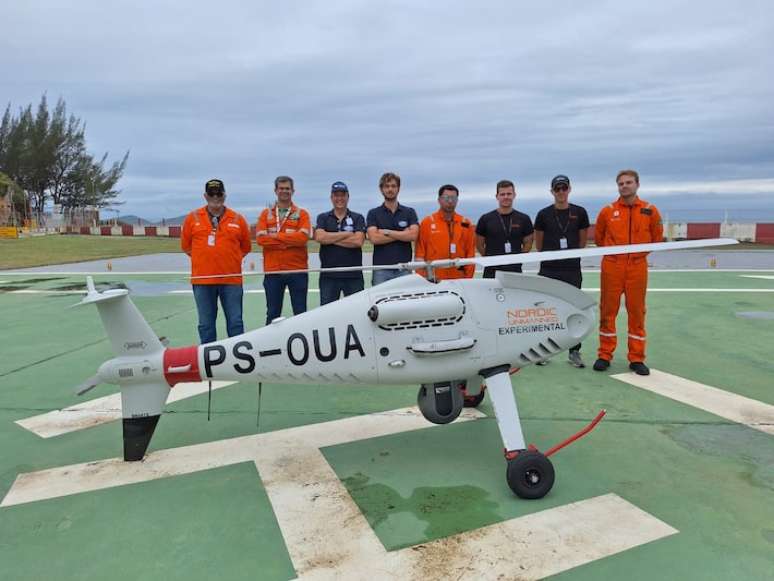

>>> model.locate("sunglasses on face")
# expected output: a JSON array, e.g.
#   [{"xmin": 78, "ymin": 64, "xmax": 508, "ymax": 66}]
[
  {"xmin": 206, "ymin": 190, "xmax": 224, "ymax": 198},
  {"xmin": 553, "ymin": 185, "xmax": 569, "ymax": 192}
]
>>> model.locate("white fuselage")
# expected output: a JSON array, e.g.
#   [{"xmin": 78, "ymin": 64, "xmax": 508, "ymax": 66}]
[{"xmin": 183, "ymin": 272, "xmax": 596, "ymax": 387}]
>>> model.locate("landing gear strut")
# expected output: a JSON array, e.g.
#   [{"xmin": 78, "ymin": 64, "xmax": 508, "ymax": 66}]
[{"xmin": 480, "ymin": 365, "xmax": 606, "ymax": 499}]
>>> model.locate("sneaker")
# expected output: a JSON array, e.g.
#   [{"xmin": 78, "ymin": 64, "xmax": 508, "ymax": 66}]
[
  {"xmin": 629, "ymin": 362, "xmax": 650, "ymax": 376},
  {"xmin": 535, "ymin": 360, "xmax": 549, "ymax": 366},
  {"xmin": 593, "ymin": 358, "xmax": 610, "ymax": 371},
  {"xmin": 568, "ymin": 351, "xmax": 585, "ymax": 368}
]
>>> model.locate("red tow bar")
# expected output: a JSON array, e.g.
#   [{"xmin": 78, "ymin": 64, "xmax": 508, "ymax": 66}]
[{"xmin": 544, "ymin": 409, "xmax": 607, "ymax": 457}]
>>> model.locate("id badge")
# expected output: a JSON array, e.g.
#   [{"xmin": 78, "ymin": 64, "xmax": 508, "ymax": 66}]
[
  {"xmin": 208, "ymin": 234, "xmax": 216, "ymax": 246},
  {"xmin": 450, "ymin": 243, "xmax": 457, "ymax": 254},
  {"xmin": 559, "ymin": 237, "xmax": 568, "ymax": 249},
  {"xmin": 504, "ymin": 242, "xmax": 512, "ymax": 253}
]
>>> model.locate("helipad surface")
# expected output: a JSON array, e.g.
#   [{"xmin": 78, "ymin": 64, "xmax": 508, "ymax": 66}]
[{"xmin": 0, "ymin": 263, "xmax": 772, "ymax": 580}]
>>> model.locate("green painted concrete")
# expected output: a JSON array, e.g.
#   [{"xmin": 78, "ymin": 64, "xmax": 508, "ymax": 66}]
[{"xmin": 1, "ymin": 271, "xmax": 772, "ymax": 580}]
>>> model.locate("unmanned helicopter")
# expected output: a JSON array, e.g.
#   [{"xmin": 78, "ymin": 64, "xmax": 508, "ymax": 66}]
[{"xmin": 75, "ymin": 237, "xmax": 735, "ymax": 498}]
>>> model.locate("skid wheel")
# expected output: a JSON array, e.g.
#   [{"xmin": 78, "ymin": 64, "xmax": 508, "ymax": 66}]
[
  {"xmin": 463, "ymin": 385, "xmax": 486, "ymax": 408},
  {"xmin": 506, "ymin": 450, "xmax": 555, "ymax": 499}
]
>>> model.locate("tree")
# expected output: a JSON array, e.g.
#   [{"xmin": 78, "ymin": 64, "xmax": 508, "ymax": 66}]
[
  {"xmin": 0, "ymin": 172, "xmax": 27, "ymax": 226},
  {"xmin": 0, "ymin": 94, "xmax": 129, "ymax": 213}
]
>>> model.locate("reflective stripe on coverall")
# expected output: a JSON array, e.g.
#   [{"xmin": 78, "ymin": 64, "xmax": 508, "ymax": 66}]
[{"xmin": 594, "ymin": 197, "xmax": 663, "ymax": 362}]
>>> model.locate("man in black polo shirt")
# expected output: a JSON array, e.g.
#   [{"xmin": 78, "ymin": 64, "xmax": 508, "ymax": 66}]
[
  {"xmin": 367, "ymin": 172, "xmax": 419, "ymax": 285},
  {"xmin": 476, "ymin": 179, "xmax": 534, "ymax": 278},
  {"xmin": 534, "ymin": 174, "xmax": 590, "ymax": 368},
  {"xmin": 314, "ymin": 181, "xmax": 366, "ymax": 305}
]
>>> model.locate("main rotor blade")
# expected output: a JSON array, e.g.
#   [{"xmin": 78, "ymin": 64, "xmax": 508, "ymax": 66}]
[
  {"xmin": 2, "ymin": 237, "xmax": 738, "ymax": 280},
  {"xmin": 452, "ymin": 238, "xmax": 738, "ymax": 269}
]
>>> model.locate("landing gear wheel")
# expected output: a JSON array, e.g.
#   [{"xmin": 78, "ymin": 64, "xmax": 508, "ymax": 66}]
[
  {"xmin": 463, "ymin": 386, "xmax": 486, "ymax": 408},
  {"xmin": 506, "ymin": 451, "xmax": 555, "ymax": 499}
]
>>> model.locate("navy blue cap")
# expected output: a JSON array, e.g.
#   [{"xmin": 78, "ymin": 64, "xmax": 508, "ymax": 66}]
[
  {"xmin": 331, "ymin": 181, "xmax": 349, "ymax": 193},
  {"xmin": 551, "ymin": 175, "xmax": 570, "ymax": 189}
]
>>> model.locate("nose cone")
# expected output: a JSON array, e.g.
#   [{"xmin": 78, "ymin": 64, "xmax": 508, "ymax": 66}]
[{"xmin": 97, "ymin": 360, "xmax": 115, "ymax": 384}]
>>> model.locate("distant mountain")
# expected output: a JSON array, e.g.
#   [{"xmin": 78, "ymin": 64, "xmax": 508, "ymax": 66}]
[
  {"xmin": 113, "ymin": 214, "xmax": 148, "ymax": 225},
  {"xmin": 153, "ymin": 214, "xmax": 186, "ymax": 226}
]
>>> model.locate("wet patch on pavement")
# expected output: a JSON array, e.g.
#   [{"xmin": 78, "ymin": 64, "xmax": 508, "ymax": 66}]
[{"xmin": 342, "ymin": 471, "xmax": 501, "ymax": 550}]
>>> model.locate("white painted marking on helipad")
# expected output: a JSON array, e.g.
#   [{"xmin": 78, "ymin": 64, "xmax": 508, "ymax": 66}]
[
  {"xmin": 612, "ymin": 369, "xmax": 774, "ymax": 436},
  {"xmin": 740, "ymin": 275, "xmax": 774, "ymax": 280},
  {"xmin": 15, "ymin": 381, "xmax": 236, "ymax": 438},
  {"xmin": 2, "ymin": 407, "xmax": 482, "ymax": 505},
  {"xmin": 1, "ymin": 406, "xmax": 675, "ymax": 579}
]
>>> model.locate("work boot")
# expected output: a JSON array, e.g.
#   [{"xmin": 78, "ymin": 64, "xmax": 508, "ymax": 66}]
[
  {"xmin": 568, "ymin": 351, "xmax": 585, "ymax": 368},
  {"xmin": 629, "ymin": 362, "xmax": 650, "ymax": 376},
  {"xmin": 593, "ymin": 358, "xmax": 610, "ymax": 371}
]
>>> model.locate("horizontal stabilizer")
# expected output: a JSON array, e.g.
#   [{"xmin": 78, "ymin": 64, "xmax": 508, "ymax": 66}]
[{"xmin": 74, "ymin": 375, "xmax": 101, "ymax": 396}]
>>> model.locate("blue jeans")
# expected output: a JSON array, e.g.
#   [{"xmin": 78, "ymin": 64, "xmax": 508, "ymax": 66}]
[
  {"xmin": 263, "ymin": 273, "xmax": 308, "ymax": 324},
  {"xmin": 192, "ymin": 284, "xmax": 244, "ymax": 344},
  {"xmin": 319, "ymin": 277, "xmax": 364, "ymax": 305},
  {"xmin": 371, "ymin": 269, "xmax": 408, "ymax": 286}
]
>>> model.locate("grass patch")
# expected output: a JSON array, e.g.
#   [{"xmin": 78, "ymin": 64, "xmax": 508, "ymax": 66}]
[
  {"xmin": 0, "ymin": 235, "xmax": 186, "ymax": 269},
  {"xmin": 1, "ymin": 234, "xmax": 768, "ymax": 270}
]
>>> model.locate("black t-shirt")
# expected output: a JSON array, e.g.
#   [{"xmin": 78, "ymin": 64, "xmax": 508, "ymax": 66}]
[
  {"xmin": 534, "ymin": 203, "xmax": 590, "ymax": 272},
  {"xmin": 315, "ymin": 210, "xmax": 366, "ymax": 279},
  {"xmin": 366, "ymin": 203, "xmax": 419, "ymax": 265},
  {"xmin": 476, "ymin": 209, "xmax": 534, "ymax": 275}
]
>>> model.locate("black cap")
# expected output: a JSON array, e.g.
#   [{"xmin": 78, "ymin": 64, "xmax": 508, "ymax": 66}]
[
  {"xmin": 205, "ymin": 179, "xmax": 225, "ymax": 195},
  {"xmin": 551, "ymin": 175, "xmax": 570, "ymax": 189}
]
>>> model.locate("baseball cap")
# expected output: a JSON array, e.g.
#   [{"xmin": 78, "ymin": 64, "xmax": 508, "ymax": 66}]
[
  {"xmin": 205, "ymin": 179, "xmax": 225, "ymax": 195},
  {"xmin": 551, "ymin": 175, "xmax": 570, "ymax": 189},
  {"xmin": 331, "ymin": 181, "xmax": 349, "ymax": 193}
]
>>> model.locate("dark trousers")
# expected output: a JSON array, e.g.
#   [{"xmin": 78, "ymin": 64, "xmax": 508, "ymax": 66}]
[
  {"xmin": 263, "ymin": 273, "xmax": 308, "ymax": 325},
  {"xmin": 539, "ymin": 269, "xmax": 583, "ymax": 352},
  {"xmin": 319, "ymin": 277, "xmax": 365, "ymax": 306},
  {"xmin": 192, "ymin": 284, "xmax": 244, "ymax": 344}
]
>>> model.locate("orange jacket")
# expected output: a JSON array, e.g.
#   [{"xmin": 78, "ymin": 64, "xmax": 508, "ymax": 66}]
[
  {"xmin": 595, "ymin": 196, "xmax": 663, "ymax": 261},
  {"xmin": 415, "ymin": 210, "xmax": 476, "ymax": 279},
  {"xmin": 256, "ymin": 203, "xmax": 311, "ymax": 271},
  {"xmin": 181, "ymin": 206, "xmax": 251, "ymax": 285}
]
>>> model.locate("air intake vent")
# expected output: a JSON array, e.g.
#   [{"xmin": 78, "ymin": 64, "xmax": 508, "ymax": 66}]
[{"xmin": 372, "ymin": 290, "xmax": 466, "ymax": 331}]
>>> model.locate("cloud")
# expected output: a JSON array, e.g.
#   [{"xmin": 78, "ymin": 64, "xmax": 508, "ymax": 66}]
[{"xmin": 1, "ymin": 0, "xmax": 773, "ymax": 220}]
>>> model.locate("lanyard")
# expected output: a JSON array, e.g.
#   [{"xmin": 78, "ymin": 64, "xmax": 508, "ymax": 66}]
[
  {"xmin": 207, "ymin": 211, "xmax": 221, "ymax": 232},
  {"xmin": 275, "ymin": 205, "xmax": 292, "ymax": 231},
  {"xmin": 498, "ymin": 211, "xmax": 513, "ymax": 239},
  {"xmin": 554, "ymin": 208, "xmax": 571, "ymax": 235},
  {"xmin": 446, "ymin": 217, "xmax": 456, "ymax": 256}
]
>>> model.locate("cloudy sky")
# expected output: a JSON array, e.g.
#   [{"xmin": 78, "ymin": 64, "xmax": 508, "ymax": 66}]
[{"xmin": 3, "ymin": 0, "xmax": 773, "ymax": 221}]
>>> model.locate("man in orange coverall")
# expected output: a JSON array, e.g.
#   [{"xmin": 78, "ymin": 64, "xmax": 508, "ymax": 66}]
[
  {"xmin": 181, "ymin": 178, "xmax": 252, "ymax": 344},
  {"xmin": 593, "ymin": 169, "xmax": 663, "ymax": 376},
  {"xmin": 256, "ymin": 176, "xmax": 311, "ymax": 325},
  {"xmin": 415, "ymin": 184, "xmax": 476, "ymax": 281}
]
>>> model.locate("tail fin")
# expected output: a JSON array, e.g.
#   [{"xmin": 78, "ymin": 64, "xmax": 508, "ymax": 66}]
[{"xmin": 81, "ymin": 277, "xmax": 169, "ymax": 461}]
